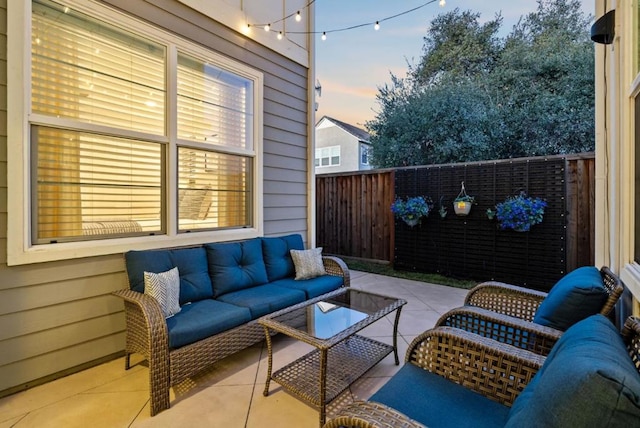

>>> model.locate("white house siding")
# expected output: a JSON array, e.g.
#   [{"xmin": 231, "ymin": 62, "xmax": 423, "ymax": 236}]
[{"xmin": 0, "ymin": 0, "xmax": 312, "ymax": 395}]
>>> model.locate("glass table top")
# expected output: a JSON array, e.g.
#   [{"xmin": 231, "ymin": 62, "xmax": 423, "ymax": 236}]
[{"xmin": 266, "ymin": 289, "xmax": 401, "ymax": 340}]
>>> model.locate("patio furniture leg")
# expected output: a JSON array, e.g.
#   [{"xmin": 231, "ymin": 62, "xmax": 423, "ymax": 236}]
[
  {"xmin": 263, "ymin": 325, "xmax": 273, "ymax": 396},
  {"xmin": 392, "ymin": 307, "xmax": 403, "ymax": 365},
  {"xmin": 319, "ymin": 347, "xmax": 328, "ymax": 428}
]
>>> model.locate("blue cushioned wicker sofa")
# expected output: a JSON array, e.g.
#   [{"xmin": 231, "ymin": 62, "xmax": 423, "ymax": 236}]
[
  {"xmin": 323, "ymin": 314, "xmax": 640, "ymax": 428},
  {"xmin": 113, "ymin": 234, "xmax": 350, "ymax": 416}
]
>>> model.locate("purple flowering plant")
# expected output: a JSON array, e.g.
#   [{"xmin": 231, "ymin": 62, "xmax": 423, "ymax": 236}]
[
  {"xmin": 391, "ymin": 196, "xmax": 432, "ymax": 225},
  {"xmin": 495, "ymin": 192, "xmax": 547, "ymax": 232}
]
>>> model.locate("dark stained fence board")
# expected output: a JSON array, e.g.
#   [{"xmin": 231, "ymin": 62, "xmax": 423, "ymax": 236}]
[{"xmin": 316, "ymin": 154, "xmax": 594, "ymax": 292}]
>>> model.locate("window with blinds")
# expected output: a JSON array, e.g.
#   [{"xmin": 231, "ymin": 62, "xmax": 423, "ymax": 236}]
[{"xmin": 28, "ymin": 0, "xmax": 259, "ymax": 245}]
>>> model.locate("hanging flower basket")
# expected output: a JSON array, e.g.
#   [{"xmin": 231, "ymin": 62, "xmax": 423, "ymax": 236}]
[
  {"xmin": 391, "ymin": 196, "xmax": 433, "ymax": 227},
  {"xmin": 495, "ymin": 192, "xmax": 547, "ymax": 232},
  {"xmin": 453, "ymin": 181, "xmax": 475, "ymax": 216}
]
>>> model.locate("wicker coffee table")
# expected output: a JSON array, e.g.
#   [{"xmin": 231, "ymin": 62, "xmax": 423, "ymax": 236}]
[{"xmin": 259, "ymin": 288, "xmax": 406, "ymax": 427}]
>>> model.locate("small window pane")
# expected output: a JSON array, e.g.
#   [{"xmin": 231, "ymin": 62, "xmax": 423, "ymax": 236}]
[
  {"xmin": 178, "ymin": 53, "xmax": 253, "ymax": 149},
  {"xmin": 178, "ymin": 147, "xmax": 251, "ymax": 231},
  {"xmin": 33, "ymin": 126, "xmax": 163, "ymax": 243},
  {"xmin": 331, "ymin": 156, "xmax": 340, "ymax": 165},
  {"xmin": 31, "ymin": 0, "xmax": 166, "ymax": 134}
]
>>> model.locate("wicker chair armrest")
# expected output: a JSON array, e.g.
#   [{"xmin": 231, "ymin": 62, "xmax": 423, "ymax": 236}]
[
  {"xmin": 464, "ymin": 281, "xmax": 548, "ymax": 321},
  {"xmin": 406, "ymin": 326, "xmax": 545, "ymax": 406},
  {"xmin": 323, "ymin": 255, "xmax": 351, "ymax": 287},
  {"xmin": 323, "ymin": 401, "xmax": 426, "ymax": 428},
  {"xmin": 436, "ymin": 306, "xmax": 563, "ymax": 355},
  {"xmin": 112, "ymin": 289, "xmax": 169, "ymax": 358},
  {"xmin": 600, "ymin": 266, "xmax": 625, "ymax": 316}
]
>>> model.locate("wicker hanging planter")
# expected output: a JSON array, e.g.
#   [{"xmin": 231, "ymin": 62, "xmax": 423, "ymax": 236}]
[{"xmin": 453, "ymin": 182, "xmax": 475, "ymax": 216}]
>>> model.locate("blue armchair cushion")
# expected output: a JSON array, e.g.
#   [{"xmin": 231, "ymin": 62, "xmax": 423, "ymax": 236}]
[
  {"xmin": 532, "ymin": 266, "xmax": 608, "ymax": 330},
  {"xmin": 371, "ymin": 363, "xmax": 509, "ymax": 428},
  {"xmin": 270, "ymin": 276, "xmax": 343, "ymax": 299},
  {"xmin": 216, "ymin": 283, "xmax": 306, "ymax": 318},
  {"xmin": 206, "ymin": 238, "xmax": 269, "ymax": 298},
  {"xmin": 506, "ymin": 314, "xmax": 640, "ymax": 427},
  {"xmin": 166, "ymin": 299, "xmax": 252, "ymax": 349},
  {"xmin": 125, "ymin": 247, "xmax": 213, "ymax": 304},
  {"xmin": 261, "ymin": 234, "xmax": 304, "ymax": 281}
]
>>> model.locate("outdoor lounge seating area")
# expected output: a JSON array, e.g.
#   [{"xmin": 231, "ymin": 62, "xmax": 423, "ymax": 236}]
[
  {"xmin": 2, "ymin": 265, "xmax": 640, "ymax": 427},
  {"xmin": 0, "ymin": 271, "xmax": 469, "ymax": 427}
]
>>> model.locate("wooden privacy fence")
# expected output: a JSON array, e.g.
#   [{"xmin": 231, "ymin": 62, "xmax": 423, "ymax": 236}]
[{"xmin": 316, "ymin": 153, "xmax": 595, "ymax": 291}]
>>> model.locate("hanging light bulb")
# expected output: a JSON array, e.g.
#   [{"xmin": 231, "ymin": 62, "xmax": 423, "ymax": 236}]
[
  {"xmin": 264, "ymin": 23, "xmax": 270, "ymax": 32},
  {"xmin": 374, "ymin": 21, "xmax": 380, "ymax": 31},
  {"xmin": 439, "ymin": 0, "xmax": 446, "ymax": 7},
  {"xmin": 277, "ymin": 31, "xmax": 283, "ymax": 40},
  {"xmin": 295, "ymin": 11, "xmax": 302, "ymax": 22},
  {"xmin": 321, "ymin": 32, "xmax": 327, "ymax": 41}
]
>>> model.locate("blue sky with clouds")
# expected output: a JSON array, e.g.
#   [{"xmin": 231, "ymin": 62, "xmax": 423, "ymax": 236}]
[{"xmin": 315, "ymin": 0, "xmax": 595, "ymax": 128}]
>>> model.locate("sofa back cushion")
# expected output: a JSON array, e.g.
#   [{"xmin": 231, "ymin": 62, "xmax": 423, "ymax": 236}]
[
  {"xmin": 206, "ymin": 238, "xmax": 269, "ymax": 297},
  {"xmin": 125, "ymin": 247, "xmax": 213, "ymax": 305},
  {"xmin": 261, "ymin": 234, "xmax": 305, "ymax": 281},
  {"xmin": 532, "ymin": 266, "xmax": 608, "ymax": 330},
  {"xmin": 506, "ymin": 314, "xmax": 640, "ymax": 427}
]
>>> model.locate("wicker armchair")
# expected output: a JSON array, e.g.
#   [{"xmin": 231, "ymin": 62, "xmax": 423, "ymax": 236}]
[
  {"xmin": 323, "ymin": 326, "xmax": 545, "ymax": 428},
  {"xmin": 436, "ymin": 266, "xmax": 624, "ymax": 355},
  {"xmin": 324, "ymin": 316, "xmax": 640, "ymax": 428}
]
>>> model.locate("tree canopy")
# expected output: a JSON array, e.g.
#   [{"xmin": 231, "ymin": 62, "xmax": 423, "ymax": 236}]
[{"xmin": 367, "ymin": 0, "xmax": 594, "ymax": 168}]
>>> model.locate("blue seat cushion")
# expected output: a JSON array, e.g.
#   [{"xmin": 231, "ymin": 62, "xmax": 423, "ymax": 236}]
[
  {"xmin": 217, "ymin": 284, "xmax": 306, "ymax": 319},
  {"xmin": 166, "ymin": 299, "xmax": 252, "ymax": 349},
  {"xmin": 261, "ymin": 234, "xmax": 305, "ymax": 281},
  {"xmin": 506, "ymin": 314, "xmax": 640, "ymax": 427},
  {"xmin": 125, "ymin": 247, "xmax": 213, "ymax": 304},
  {"xmin": 371, "ymin": 363, "xmax": 509, "ymax": 428},
  {"xmin": 532, "ymin": 266, "xmax": 608, "ymax": 330},
  {"xmin": 270, "ymin": 276, "xmax": 343, "ymax": 299},
  {"xmin": 205, "ymin": 238, "xmax": 269, "ymax": 298}
]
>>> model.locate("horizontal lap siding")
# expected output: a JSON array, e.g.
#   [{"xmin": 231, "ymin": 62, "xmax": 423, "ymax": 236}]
[{"xmin": 0, "ymin": 0, "xmax": 310, "ymax": 395}]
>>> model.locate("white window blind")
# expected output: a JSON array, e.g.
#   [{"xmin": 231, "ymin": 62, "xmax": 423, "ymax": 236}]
[
  {"xmin": 33, "ymin": 126, "xmax": 163, "ymax": 243},
  {"xmin": 32, "ymin": 0, "xmax": 166, "ymax": 135},
  {"xmin": 177, "ymin": 53, "xmax": 253, "ymax": 149}
]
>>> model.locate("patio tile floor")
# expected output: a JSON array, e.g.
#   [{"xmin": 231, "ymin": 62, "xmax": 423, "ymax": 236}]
[{"xmin": 0, "ymin": 271, "xmax": 467, "ymax": 428}]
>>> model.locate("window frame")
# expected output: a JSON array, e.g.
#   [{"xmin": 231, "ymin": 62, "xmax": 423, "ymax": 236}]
[
  {"xmin": 315, "ymin": 145, "xmax": 341, "ymax": 168},
  {"xmin": 360, "ymin": 144, "xmax": 371, "ymax": 166},
  {"xmin": 7, "ymin": 0, "xmax": 264, "ymax": 265}
]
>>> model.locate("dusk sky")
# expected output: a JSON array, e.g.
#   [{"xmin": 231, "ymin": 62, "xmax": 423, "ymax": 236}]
[{"xmin": 315, "ymin": 0, "xmax": 596, "ymax": 129}]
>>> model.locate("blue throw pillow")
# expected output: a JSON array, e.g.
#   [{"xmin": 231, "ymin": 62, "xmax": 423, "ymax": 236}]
[
  {"xmin": 532, "ymin": 266, "xmax": 608, "ymax": 330},
  {"xmin": 125, "ymin": 247, "xmax": 213, "ymax": 304},
  {"xmin": 506, "ymin": 314, "xmax": 640, "ymax": 427},
  {"xmin": 206, "ymin": 238, "xmax": 269, "ymax": 297},
  {"xmin": 261, "ymin": 234, "xmax": 305, "ymax": 281}
]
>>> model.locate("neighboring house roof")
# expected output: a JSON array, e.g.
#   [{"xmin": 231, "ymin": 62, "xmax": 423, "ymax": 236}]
[{"xmin": 317, "ymin": 116, "xmax": 371, "ymax": 143}]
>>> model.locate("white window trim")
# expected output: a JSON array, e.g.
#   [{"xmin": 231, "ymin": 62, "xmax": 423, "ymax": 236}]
[
  {"xmin": 315, "ymin": 145, "xmax": 341, "ymax": 168},
  {"xmin": 7, "ymin": 0, "xmax": 264, "ymax": 265},
  {"xmin": 606, "ymin": 3, "xmax": 639, "ymax": 303}
]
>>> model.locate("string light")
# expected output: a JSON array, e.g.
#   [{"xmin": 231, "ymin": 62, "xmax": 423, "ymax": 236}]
[{"xmin": 248, "ymin": 0, "xmax": 443, "ymax": 41}]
